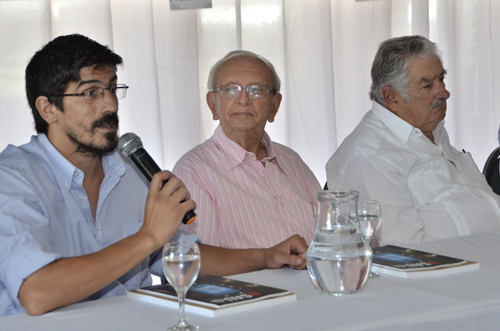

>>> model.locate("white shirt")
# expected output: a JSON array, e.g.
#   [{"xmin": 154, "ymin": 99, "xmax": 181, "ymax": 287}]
[{"xmin": 326, "ymin": 102, "xmax": 500, "ymax": 246}]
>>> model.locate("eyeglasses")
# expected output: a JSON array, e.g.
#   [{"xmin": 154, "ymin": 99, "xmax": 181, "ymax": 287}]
[
  {"xmin": 48, "ymin": 84, "xmax": 129, "ymax": 101},
  {"xmin": 212, "ymin": 84, "xmax": 275, "ymax": 99}
]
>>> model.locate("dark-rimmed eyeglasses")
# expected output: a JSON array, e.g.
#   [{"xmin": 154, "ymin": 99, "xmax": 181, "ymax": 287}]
[
  {"xmin": 212, "ymin": 84, "xmax": 275, "ymax": 99},
  {"xmin": 47, "ymin": 84, "xmax": 129, "ymax": 101}
]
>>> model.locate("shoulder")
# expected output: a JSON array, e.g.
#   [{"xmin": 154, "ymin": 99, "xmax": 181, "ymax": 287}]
[
  {"xmin": 327, "ymin": 113, "xmax": 410, "ymax": 172},
  {"xmin": 173, "ymin": 139, "xmax": 224, "ymax": 190},
  {"xmin": 271, "ymin": 141, "xmax": 315, "ymax": 173},
  {"xmin": 343, "ymin": 112, "xmax": 390, "ymax": 149},
  {"xmin": 0, "ymin": 136, "xmax": 47, "ymax": 175},
  {"xmin": 271, "ymin": 141, "xmax": 303, "ymax": 159},
  {"xmin": 174, "ymin": 138, "xmax": 218, "ymax": 170},
  {"xmin": 0, "ymin": 138, "xmax": 54, "ymax": 209},
  {"xmin": 270, "ymin": 141, "xmax": 319, "ymax": 185}
]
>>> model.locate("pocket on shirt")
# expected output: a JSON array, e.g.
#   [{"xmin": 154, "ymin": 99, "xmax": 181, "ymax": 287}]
[{"xmin": 121, "ymin": 222, "xmax": 142, "ymax": 238}]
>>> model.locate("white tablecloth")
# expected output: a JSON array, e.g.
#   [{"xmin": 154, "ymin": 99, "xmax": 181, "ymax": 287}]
[{"xmin": 3, "ymin": 232, "xmax": 500, "ymax": 331}]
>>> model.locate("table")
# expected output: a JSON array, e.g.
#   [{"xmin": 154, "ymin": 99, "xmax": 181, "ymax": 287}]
[{"xmin": 3, "ymin": 232, "xmax": 500, "ymax": 331}]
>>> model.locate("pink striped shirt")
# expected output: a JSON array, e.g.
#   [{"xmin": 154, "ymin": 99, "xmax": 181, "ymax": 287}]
[{"xmin": 173, "ymin": 125, "xmax": 320, "ymax": 249}]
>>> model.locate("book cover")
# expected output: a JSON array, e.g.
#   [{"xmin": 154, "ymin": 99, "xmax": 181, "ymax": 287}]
[
  {"xmin": 127, "ymin": 275, "xmax": 296, "ymax": 317},
  {"xmin": 371, "ymin": 245, "xmax": 479, "ymax": 278}
]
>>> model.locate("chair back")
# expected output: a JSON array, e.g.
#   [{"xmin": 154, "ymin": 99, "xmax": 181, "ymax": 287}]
[{"xmin": 483, "ymin": 147, "xmax": 500, "ymax": 195}]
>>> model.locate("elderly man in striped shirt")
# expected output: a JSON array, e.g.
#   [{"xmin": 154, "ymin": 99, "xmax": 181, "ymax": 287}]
[{"xmin": 173, "ymin": 51, "xmax": 321, "ymax": 249}]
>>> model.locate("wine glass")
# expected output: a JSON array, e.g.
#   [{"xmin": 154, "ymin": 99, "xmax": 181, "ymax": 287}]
[
  {"xmin": 357, "ymin": 199, "xmax": 382, "ymax": 246},
  {"xmin": 162, "ymin": 241, "xmax": 201, "ymax": 331},
  {"xmin": 358, "ymin": 200, "xmax": 382, "ymax": 278}
]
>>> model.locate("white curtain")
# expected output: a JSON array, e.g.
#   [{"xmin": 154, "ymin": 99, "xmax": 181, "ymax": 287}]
[{"xmin": 1, "ymin": 0, "xmax": 499, "ymax": 185}]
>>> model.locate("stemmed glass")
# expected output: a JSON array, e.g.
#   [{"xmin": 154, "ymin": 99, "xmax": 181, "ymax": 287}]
[
  {"xmin": 162, "ymin": 241, "xmax": 201, "ymax": 331},
  {"xmin": 357, "ymin": 199, "xmax": 382, "ymax": 247},
  {"xmin": 358, "ymin": 200, "xmax": 382, "ymax": 277}
]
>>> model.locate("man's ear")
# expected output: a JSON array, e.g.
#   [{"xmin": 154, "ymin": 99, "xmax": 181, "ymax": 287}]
[
  {"xmin": 381, "ymin": 86, "xmax": 401, "ymax": 112},
  {"xmin": 206, "ymin": 92, "xmax": 219, "ymax": 121},
  {"xmin": 35, "ymin": 96, "xmax": 59, "ymax": 124},
  {"xmin": 267, "ymin": 92, "xmax": 282, "ymax": 123}
]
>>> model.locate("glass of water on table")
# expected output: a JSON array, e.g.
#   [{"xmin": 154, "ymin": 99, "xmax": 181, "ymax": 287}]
[
  {"xmin": 357, "ymin": 200, "xmax": 382, "ymax": 277},
  {"xmin": 162, "ymin": 241, "xmax": 201, "ymax": 331}
]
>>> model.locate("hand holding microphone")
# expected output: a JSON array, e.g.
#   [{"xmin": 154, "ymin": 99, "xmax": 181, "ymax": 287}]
[{"xmin": 118, "ymin": 132, "xmax": 196, "ymax": 225}]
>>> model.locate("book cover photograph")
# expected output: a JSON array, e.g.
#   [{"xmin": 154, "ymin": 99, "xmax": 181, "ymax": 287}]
[
  {"xmin": 371, "ymin": 245, "xmax": 479, "ymax": 278},
  {"xmin": 127, "ymin": 275, "xmax": 296, "ymax": 317}
]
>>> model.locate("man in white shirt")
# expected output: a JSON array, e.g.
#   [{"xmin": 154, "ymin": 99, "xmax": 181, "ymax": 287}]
[{"xmin": 326, "ymin": 35, "xmax": 500, "ymax": 246}]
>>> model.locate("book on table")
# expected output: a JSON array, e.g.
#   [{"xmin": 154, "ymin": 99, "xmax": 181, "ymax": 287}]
[
  {"xmin": 370, "ymin": 245, "xmax": 480, "ymax": 279},
  {"xmin": 127, "ymin": 274, "xmax": 296, "ymax": 317}
]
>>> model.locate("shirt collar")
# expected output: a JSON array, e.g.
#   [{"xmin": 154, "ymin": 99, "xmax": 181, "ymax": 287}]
[
  {"xmin": 371, "ymin": 101, "xmax": 444, "ymax": 144},
  {"xmin": 432, "ymin": 120, "xmax": 446, "ymax": 145},
  {"xmin": 371, "ymin": 102, "xmax": 414, "ymax": 143},
  {"xmin": 212, "ymin": 125, "xmax": 277, "ymax": 170},
  {"xmin": 38, "ymin": 134, "xmax": 125, "ymax": 189}
]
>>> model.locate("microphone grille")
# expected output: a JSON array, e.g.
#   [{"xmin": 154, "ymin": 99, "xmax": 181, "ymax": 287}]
[{"xmin": 118, "ymin": 132, "xmax": 143, "ymax": 157}]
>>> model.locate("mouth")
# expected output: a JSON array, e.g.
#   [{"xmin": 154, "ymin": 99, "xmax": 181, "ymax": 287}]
[{"xmin": 98, "ymin": 122, "xmax": 116, "ymax": 130}]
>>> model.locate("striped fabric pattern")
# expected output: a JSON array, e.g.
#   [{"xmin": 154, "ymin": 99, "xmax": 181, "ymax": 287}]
[{"xmin": 173, "ymin": 125, "xmax": 321, "ymax": 249}]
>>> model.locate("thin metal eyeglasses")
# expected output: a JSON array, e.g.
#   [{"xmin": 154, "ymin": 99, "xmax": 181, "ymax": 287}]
[
  {"xmin": 47, "ymin": 84, "xmax": 129, "ymax": 101},
  {"xmin": 212, "ymin": 84, "xmax": 275, "ymax": 99}
]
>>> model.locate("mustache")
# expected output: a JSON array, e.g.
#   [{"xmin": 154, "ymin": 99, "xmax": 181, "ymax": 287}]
[
  {"xmin": 430, "ymin": 99, "xmax": 446, "ymax": 111},
  {"xmin": 92, "ymin": 113, "xmax": 119, "ymax": 130}
]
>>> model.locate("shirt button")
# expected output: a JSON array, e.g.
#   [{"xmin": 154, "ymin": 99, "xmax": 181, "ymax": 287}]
[
  {"xmin": 80, "ymin": 196, "xmax": 85, "ymax": 200},
  {"xmin": 74, "ymin": 171, "xmax": 79, "ymax": 177},
  {"xmin": 268, "ymin": 177, "xmax": 272, "ymax": 181},
  {"xmin": 281, "ymin": 201, "xmax": 285, "ymax": 207}
]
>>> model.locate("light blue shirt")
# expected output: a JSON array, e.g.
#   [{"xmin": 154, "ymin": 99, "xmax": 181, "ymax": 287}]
[{"xmin": 0, "ymin": 134, "xmax": 199, "ymax": 316}]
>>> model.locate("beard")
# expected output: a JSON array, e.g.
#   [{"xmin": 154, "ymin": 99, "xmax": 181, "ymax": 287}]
[{"xmin": 67, "ymin": 113, "xmax": 119, "ymax": 157}]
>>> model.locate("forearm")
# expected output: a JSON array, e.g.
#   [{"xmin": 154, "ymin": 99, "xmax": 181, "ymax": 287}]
[
  {"xmin": 198, "ymin": 244, "xmax": 266, "ymax": 276},
  {"xmin": 19, "ymin": 231, "xmax": 158, "ymax": 315},
  {"xmin": 198, "ymin": 235, "xmax": 308, "ymax": 276}
]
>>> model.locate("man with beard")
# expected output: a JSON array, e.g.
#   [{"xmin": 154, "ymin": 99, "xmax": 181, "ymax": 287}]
[
  {"xmin": 0, "ymin": 34, "xmax": 308, "ymax": 317},
  {"xmin": 326, "ymin": 35, "xmax": 500, "ymax": 246}
]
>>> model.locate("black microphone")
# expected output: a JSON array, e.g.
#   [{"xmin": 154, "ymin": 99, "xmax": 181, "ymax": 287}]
[{"xmin": 118, "ymin": 132, "xmax": 196, "ymax": 225}]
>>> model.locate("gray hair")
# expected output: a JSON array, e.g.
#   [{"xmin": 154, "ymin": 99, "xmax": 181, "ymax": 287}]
[
  {"xmin": 207, "ymin": 50, "xmax": 281, "ymax": 93},
  {"xmin": 370, "ymin": 35, "xmax": 442, "ymax": 104}
]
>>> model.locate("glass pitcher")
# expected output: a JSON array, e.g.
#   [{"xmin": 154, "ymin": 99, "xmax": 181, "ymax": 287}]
[{"xmin": 306, "ymin": 190, "xmax": 372, "ymax": 295}]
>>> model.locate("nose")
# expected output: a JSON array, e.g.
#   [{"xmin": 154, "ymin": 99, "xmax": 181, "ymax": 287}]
[
  {"xmin": 437, "ymin": 81, "xmax": 450, "ymax": 100},
  {"xmin": 101, "ymin": 89, "xmax": 119, "ymax": 113},
  {"xmin": 236, "ymin": 87, "xmax": 251, "ymax": 105}
]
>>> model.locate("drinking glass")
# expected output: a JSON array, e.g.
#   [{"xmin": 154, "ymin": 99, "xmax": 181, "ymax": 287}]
[
  {"xmin": 162, "ymin": 241, "xmax": 201, "ymax": 331},
  {"xmin": 357, "ymin": 199, "xmax": 382, "ymax": 278},
  {"xmin": 357, "ymin": 199, "xmax": 382, "ymax": 246}
]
